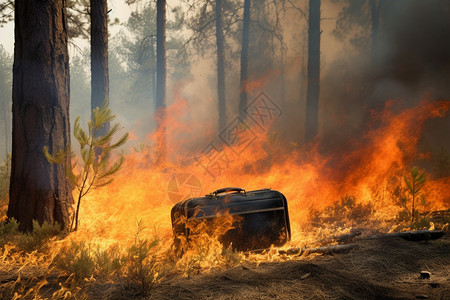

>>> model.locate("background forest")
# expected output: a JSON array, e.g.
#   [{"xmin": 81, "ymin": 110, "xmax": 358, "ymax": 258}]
[
  {"xmin": 0, "ymin": 0, "xmax": 449, "ymax": 162},
  {"xmin": 0, "ymin": 0, "xmax": 449, "ymax": 298}
]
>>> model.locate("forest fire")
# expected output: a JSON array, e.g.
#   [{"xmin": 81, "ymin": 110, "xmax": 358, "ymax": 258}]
[
  {"xmin": 1, "ymin": 94, "xmax": 448, "ymax": 298},
  {"xmin": 1, "ymin": 0, "xmax": 450, "ymax": 298},
  {"xmin": 60, "ymin": 98, "xmax": 449, "ymax": 256}
]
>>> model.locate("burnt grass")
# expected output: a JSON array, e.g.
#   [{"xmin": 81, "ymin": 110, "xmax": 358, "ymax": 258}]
[
  {"xmin": 1, "ymin": 234, "xmax": 448, "ymax": 299},
  {"xmin": 86, "ymin": 235, "xmax": 449, "ymax": 300}
]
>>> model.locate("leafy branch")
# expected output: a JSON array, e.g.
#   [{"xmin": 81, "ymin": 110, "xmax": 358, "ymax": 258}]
[
  {"xmin": 403, "ymin": 167, "xmax": 426, "ymax": 224},
  {"xmin": 45, "ymin": 99, "xmax": 128, "ymax": 231}
]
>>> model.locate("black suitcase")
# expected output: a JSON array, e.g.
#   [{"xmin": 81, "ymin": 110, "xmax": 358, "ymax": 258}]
[{"xmin": 170, "ymin": 187, "xmax": 291, "ymax": 252}]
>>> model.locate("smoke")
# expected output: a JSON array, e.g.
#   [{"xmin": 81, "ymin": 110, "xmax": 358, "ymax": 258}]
[
  {"xmin": 378, "ymin": 0, "xmax": 450, "ymax": 93},
  {"xmin": 318, "ymin": 0, "xmax": 450, "ymax": 160},
  {"xmin": 66, "ymin": 0, "xmax": 450, "ymax": 168}
]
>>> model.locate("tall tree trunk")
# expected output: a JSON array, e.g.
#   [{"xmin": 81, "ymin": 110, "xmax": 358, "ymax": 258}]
[
  {"xmin": 280, "ymin": 48, "xmax": 286, "ymax": 111},
  {"xmin": 150, "ymin": 36, "xmax": 156, "ymax": 106},
  {"xmin": 216, "ymin": 0, "xmax": 226, "ymax": 133},
  {"xmin": 369, "ymin": 0, "xmax": 380, "ymax": 65},
  {"xmin": 91, "ymin": 0, "xmax": 109, "ymax": 137},
  {"xmin": 280, "ymin": 47, "xmax": 287, "ymax": 137},
  {"xmin": 3, "ymin": 98, "xmax": 8, "ymax": 156},
  {"xmin": 8, "ymin": 0, "xmax": 74, "ymax": 232},
  {"xmin": 156, "ymin": 0, "xmax": 166, "ymax": 163},
  {"xmin": 238, "ymin": 0, "xmax": 251, "ymax": 120},
  {"xmin": 305, "ymin": 0, "xmax": 321, "ymax": 142}
]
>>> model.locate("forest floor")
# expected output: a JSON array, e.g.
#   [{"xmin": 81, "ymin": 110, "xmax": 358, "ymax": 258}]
[
  {"xmin": 119, "ymin": 235, "xmax": 450, "ymax": 300},
  {"xmin": 2, "ymin": 233, "xmax": 448, "ymax": 300}
]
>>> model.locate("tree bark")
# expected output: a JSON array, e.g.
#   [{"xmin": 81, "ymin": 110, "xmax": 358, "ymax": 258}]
[
  {"xmin": 3, "ymin": 97, "xmax": 8, "ymax": 156},
  {"xmin": 90, "ymin": 0, "xmax": 109, "ymax": 137},
  {"xmin": 305, "ymin": 0, "xmax": 321, "ymax": 142},
  {"xmin": 369, "ymin": 0, "xmax": 380, "ymax": 66},
  {"xmin": 156, "ymin": 0, "xmax": 166, "ymax": 163},
  {"xmin": 150, "ymin": 36, "xmax": 157, "ymax": 106},
  {"xmin": 216, "ymin": 0, "xmax": 226, "ymax": 133},
  {"xmin": 8, "ymin": 0, "xmax": 74, "ymax": 232},
  {"xmin": 238, "ymin": 0, "xmax": 251, "ymax": 120}
]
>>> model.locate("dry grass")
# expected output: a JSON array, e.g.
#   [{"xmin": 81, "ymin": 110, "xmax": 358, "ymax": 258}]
[
  {"xmin": 0, "ymin": 233, "xmax": 449, "ymax": 299},
  {"xmin": 0, "ymin": 219, "xmax": 448, "ymax": 299},
  {"xmin": 60, "ymin": 234, "xmax": 448, "ymax": 300}
]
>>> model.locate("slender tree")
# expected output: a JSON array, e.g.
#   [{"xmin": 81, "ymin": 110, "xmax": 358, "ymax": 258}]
[
  {"xmin": 216, "ymin": 0, "xmax": 226, "ymax": 132},
  {"xmin": 119, "ymin": 5, "xmax": 157, "ymax": 106},
  {"xmin": 0, "ymin": 47, "xmax": 12, "ymax": 158},
  {"xmin": 305, "ymin": 0, "xmax": 321, "ymax": 142},
  {"xmin": 156, "ymin": 0, "xmax": 167, "ymax": 162},
  {"xmin": 91, "ymin": 0, "xmax": 110, "ymax": 138},
  {"xmin": 8, "ymin": 0, "xmax": 74, "ymax": 231},
  {"xmin": 369, "ymin": 0, "xmax": 380, "ymax": 65},
  {"xmin": 238, "ymin": 0, "xmax": 251, "ymax": 120}
]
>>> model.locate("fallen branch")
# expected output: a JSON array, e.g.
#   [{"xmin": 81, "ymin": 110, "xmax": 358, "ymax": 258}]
[
  {"xmin": 319, "ymin": 230, "xmax": 362, "ymax": 245},
  {"xmin": 367, "ymin": 230, "xmax": 445, "ymax": 241},
  {"xmin": 278, "ymin": 243, "xmax": 360, "ymax": 256}
]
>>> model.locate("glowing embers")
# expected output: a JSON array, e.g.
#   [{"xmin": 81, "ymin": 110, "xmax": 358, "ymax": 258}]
[{"xmin": 171, "ymin": 187, "xmax": 291, "ymax": 252}]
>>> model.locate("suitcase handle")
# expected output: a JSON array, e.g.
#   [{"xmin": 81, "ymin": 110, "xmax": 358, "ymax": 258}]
[{"xmin": 212, "ymin": 187, "xmax": 246, "ymax": 196}]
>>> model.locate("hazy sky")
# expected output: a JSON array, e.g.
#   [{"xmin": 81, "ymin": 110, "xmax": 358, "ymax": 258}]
[{"xmin": 0, "ymin": 1, "xmax": 133, "ymax": 55}]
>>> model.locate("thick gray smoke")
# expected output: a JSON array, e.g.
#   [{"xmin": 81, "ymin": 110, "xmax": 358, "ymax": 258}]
[
  {"xmin": 64, "ymin": 0, "xmax": 449, "ymax": 170},
  {"xmin": 378, "ymin": 0, "xmax": 450, "ymax": 94},
  {"xmin": 319, "ymin": 0, "xmax": 450, "ymax": 161}
]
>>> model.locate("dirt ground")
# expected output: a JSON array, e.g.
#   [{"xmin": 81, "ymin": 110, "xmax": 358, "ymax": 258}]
[
  {"xmin": 1, "ymin": 233, "xmax": 448, "ymax": 300},
  {"xmin": 82, "ymin": 234, "xmax": 449, "ymax": 300}
]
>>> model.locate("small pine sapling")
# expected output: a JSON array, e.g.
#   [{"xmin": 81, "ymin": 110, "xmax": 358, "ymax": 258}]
[
  {"xmin": 125, "ymin": 220, "xmax": 162, "ymax": 295},
  {"xmin": 403, "ymin": 167, "xmax": 426, "ymax": 224},
  {"xmin": 45, "ymin": 99, "xmax": 128, "ymax": 231}
]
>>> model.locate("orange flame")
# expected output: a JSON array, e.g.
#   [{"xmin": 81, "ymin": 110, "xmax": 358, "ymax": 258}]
[
  {"xmin": 2, "ymin": 95, "xmax": 448, "ymax": 281},
  {"xmin": 66, "ymin": 96, "xmax": 449, "ymax": 252}
]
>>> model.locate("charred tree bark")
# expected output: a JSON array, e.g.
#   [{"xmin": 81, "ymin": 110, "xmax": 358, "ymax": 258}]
[
  {"xmin": 8, "ymin": 0, "xmax": 74, "ymax": 232},
  {"xmin": 156, "ymin": 0, "xmax": 166, "ymax": 163},
  {"xmin": 369, "ymin": 0, "xmax": 380, "ymax": 65},
  {"xmin": 238, "ymin": 0, "xmax": 251, "ymax": 120},
  {"xmin": 305, "ymin": 0, "xmax": 321, "ymax": 142},
  {"xmin": 216, "ymin": 0, "xmax": 226, "ymax": 133},
  {"xmin": 90, "ymin": 0, "xmax": 109, "ymax": 137}
]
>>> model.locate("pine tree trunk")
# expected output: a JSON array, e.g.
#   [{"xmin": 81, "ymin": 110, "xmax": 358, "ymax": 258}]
[
  {"xmin": 238, "ymin": 0, "xmax": 251, "ymax": 120},
  {"xmin": 91, "ymin": 0, "xmax": 109, "ymax": 137},
  {"xmin": 369, "ymin": 0, "xmax": 380, "ymax": 65},
  {"xmin": 280, "ymin": 48, "xmax": 286, "ymax": 111},
  {"xmin": 3, "ymin": 98, "xmax": 8, "ymax": 156},
  {"xmin": 305, "ymin": 0, "xmax": 321, "ymax": 142},
  {"xmin": 150, "ymin": 36, "xmax": 156, "ymax": 105},
  {"xmin": 216, "ymin": 0, "xmax": 226, "ymax": 133},
  {"xmin": 8, "ymin": 0, "xmax": 74, "ymax": 232},
  {"xmin": 156, "ymin": 0, "xmax": 166, "ymax": 163}
]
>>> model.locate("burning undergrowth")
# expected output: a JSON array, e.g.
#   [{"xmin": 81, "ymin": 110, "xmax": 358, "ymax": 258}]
[{"xmin": 0, "ymin": 98, "xmax": 449, "ymax": 298}]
